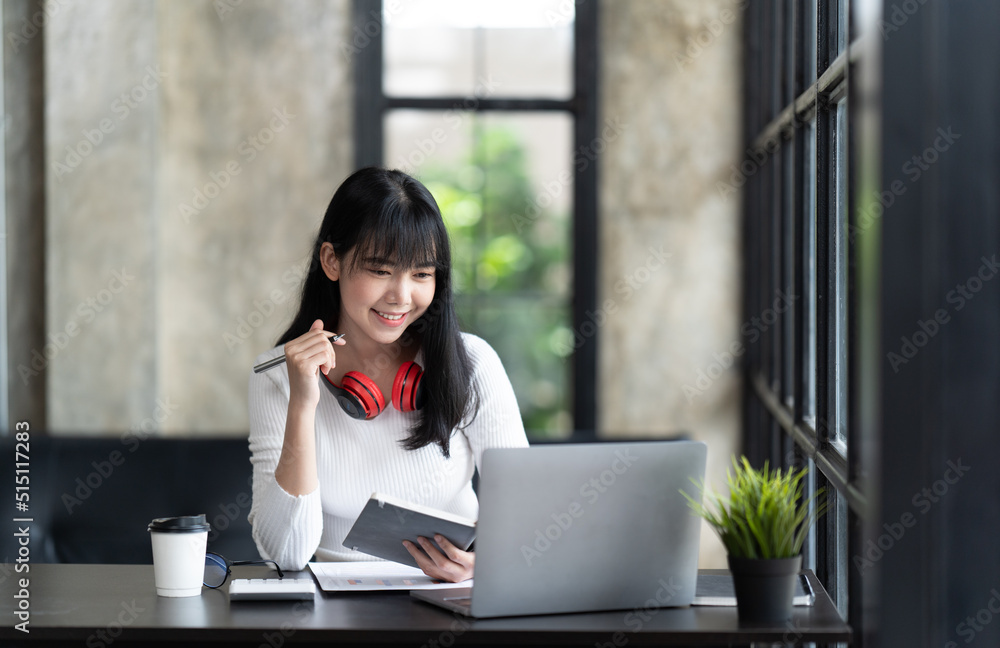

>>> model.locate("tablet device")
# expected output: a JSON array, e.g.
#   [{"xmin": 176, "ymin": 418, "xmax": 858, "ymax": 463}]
[{"xmin": 343, "ymin": 492, "xmax": 476, "ymax": 568}]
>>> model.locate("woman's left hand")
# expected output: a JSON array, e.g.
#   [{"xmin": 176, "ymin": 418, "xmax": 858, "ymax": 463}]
[{"xmin": 403, "ymin": 535, "xmax": 474, "ymax": 583}]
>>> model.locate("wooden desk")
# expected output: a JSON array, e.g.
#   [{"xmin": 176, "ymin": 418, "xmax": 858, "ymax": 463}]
[{"xmin": 0, "ymin": 564, "xmax": 850, "ymax": 647}]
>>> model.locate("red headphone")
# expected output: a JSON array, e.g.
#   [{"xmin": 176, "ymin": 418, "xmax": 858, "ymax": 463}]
[{"xmin": 320, "ymin": 361, "xmax": 425, "ymax": 420}]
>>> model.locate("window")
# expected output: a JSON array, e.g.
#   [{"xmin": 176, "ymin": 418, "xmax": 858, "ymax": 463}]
[
  {"xmin": 353, "ymin": 0, "xmax": 598, "ymax": 439},
  {"xmin": 743, "ymin": 0, "xmax": 862, "ymax": 642}
]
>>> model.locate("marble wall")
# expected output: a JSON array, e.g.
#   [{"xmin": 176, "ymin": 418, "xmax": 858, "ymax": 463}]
[
  {"xmin": 599, "ymin": 0, "xmax": 743, "ymax": 567},
  {"xmin": 43, "ymin": 0, "xmax": 352, "ymax": 434}
]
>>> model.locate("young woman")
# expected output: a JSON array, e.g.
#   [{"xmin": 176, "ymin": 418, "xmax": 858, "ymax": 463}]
[{"xmin": 247, "ymin": 167, "xmax": 528, "ymax": 581}]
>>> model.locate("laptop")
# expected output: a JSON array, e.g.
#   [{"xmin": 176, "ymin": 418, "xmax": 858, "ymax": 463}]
[{"xmin": 411, "ymin": 440, "xmax": 707, "ymax": 618}]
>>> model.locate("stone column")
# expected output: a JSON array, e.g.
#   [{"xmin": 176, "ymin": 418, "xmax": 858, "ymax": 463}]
[
  {"xmin": 599, "ymin": 0, "xmax": 743, "ymax": 567},
  {"xmin": 45, "ymin": 0, "xmax": 160, "ymax": 433},
  {"xmin": 43, "ymin": 0, "xmax": 352, "ymax": 434},
  {"xmin": 157, "ymin": 0, "xmax": 352, "ymax": 433}
]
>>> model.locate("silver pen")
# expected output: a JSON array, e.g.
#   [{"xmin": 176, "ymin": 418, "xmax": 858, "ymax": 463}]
[{"xmin": 253, "ymin": 333, "xmax": 346, "ymax": 373}]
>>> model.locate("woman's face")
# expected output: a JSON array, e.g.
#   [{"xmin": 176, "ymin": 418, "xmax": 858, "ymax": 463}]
[{"xmin": 322, "ymin": 243, "xmax": 436, "ymax": 346}]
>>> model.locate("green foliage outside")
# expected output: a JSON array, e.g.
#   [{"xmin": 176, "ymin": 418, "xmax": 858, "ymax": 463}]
[
  {"xmin": 683, "ymin": 457, "xmax": 828, "ymax": 559},
  {"xmin": 417, "ymin": 124, "xmax": 572, "ymax": 437}
]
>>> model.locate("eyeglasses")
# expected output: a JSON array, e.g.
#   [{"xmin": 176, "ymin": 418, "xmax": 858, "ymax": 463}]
[{"xmin": 203, "ymin": 552, "xmax": 284, "ymax": 589}]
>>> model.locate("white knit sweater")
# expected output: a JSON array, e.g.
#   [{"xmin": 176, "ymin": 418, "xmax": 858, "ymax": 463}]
[{"xmin": 247, "ymin": 333, "xmax": 528, "ymax": 570}]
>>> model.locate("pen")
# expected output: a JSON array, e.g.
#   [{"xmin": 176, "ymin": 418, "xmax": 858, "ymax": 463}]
[{"xmin": 253, "ymin": 333, "xmax": 346, "ymax": 373}]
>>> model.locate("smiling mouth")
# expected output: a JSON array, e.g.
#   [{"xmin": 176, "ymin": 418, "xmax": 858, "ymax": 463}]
[{"xmin": 375, "ymin": 310, "xmax": 405, "ymax": 321}]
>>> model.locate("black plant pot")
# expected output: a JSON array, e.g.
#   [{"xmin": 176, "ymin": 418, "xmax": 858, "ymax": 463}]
[{"xmin": 728, "ymin": 554, "xmax": 802, "ymax": 625}]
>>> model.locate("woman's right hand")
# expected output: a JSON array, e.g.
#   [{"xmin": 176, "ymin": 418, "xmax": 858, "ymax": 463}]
[
  {"xmin": 274, "ymin": 319, "xmax": 343, "ymax": 496},
  {"xmin": 283, "ymin": 319, "xmax": 346, "ymax": 408}
]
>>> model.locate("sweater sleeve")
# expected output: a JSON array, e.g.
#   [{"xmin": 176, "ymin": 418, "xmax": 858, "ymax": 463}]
[
  {"xmin": 459, "ymin": 334, "xmax": 530, "ymax": 469},
  {"xmin": 246, "ymin": 357, "xmax": 323, "ymax": 571}
]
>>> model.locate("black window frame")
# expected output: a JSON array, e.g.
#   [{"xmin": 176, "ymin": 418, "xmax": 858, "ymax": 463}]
[
  {"xmin": 352, "ymin": 0, "xmax": 599, "ymax": 439},
  {"xmin": 742, "ymin": 1, "xmax": 862, "ymax": 644}
]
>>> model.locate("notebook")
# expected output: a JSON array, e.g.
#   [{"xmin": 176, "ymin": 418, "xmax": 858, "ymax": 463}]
[{"xmin": 410, "ymin": 440, "xmax": 708, "ymax": 618}]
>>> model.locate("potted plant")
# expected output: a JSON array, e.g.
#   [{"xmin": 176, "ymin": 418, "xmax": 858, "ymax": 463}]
[{"xmin": 684, "ymin": 456, "xmax": 827, "ymax": 624}]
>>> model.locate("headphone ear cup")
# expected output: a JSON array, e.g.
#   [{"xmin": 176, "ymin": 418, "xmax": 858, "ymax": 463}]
[
  {"xmin": 392, "ymin": 361, "xmax": 425, "ymax": 412},
  {"xmin": 341, "ymin": 371, "xmax": 386, "ymax": 419},
  {"xmin": 321, "ymin": 371, "xmax": 385, "ymax": 420},
  {"xmin": 320, "ymin": 373, "xmax": 367, "ymax": 420}
]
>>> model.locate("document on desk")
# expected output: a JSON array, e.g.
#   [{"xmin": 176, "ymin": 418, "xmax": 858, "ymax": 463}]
[
  {"xmin": 308, "ymin": 561, "xmax": 473, "ymax": 592},
  {"xmin": 692, "ymin": 573, "xmax": 815, "ymax": 606}
]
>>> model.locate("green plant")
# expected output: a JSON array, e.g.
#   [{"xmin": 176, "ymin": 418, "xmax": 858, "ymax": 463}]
[{"xmin": 683, "ymin": 456, "xmax": 827, "ymax": 559}]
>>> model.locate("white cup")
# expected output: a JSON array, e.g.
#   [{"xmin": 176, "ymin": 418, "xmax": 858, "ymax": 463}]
[{"xmin": 148, "ymin": 514, "xmax": 211, "ymax": 597}]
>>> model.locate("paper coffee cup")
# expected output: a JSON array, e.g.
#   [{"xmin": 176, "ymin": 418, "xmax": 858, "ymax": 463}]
[{"xmin": 148, "ymin": 514, "xmax": 210, "ymax": 597}]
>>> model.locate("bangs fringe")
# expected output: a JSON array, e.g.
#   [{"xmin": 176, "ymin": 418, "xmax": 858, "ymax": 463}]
[{"xmin": 344, "ymin": 198, "xmax": 448, "ymax": 273}]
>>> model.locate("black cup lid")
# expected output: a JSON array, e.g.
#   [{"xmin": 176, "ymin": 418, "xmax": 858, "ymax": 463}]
[{"xmin": 148, "ymin": 514, "xmax": 211, "ymax": 533}]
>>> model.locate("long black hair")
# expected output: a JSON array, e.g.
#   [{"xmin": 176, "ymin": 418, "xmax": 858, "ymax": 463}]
[{"xmin": 278, "ymin": 167, "xmax": 477, "ymax": 456}]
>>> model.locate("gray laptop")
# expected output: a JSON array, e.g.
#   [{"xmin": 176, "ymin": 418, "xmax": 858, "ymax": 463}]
[{"xmin": 411, "ymin": 440, "xmax": 707, "ymax": 618}]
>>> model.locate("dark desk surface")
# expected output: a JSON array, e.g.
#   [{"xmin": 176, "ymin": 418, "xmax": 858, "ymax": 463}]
[{"xmin": 1, "ymin": 564, "xmax": 850, "ymax": 647}]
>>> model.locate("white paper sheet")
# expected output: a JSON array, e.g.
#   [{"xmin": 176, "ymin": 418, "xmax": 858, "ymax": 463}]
[{"xmin": 308, "ymin": 561, "xmax": 473, "ymax": 592}]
